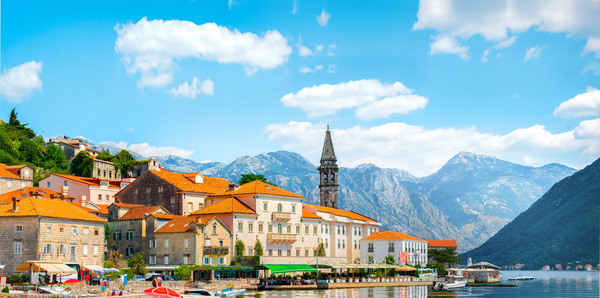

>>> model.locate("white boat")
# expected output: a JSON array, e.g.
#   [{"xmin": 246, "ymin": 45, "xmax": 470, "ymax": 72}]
[
  {"xmin": 508, "ymin": 275, "xmax": 535, "ymax": 281},
  {"xmin": 185, "ymin": 288, "xmax": 246, "ymax": 297},
  {"xmin": 432, "ymin": 275, "xmax": 467, "ymax": 291}
]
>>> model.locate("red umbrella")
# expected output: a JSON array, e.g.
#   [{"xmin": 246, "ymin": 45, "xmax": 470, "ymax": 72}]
[
  {"xmin": 63, "ymin": 279, "xmax": 83, "ymax": 285},
  {"xmin": 143, "ymin": 287, "xmax": 183, "ymax": 298}
]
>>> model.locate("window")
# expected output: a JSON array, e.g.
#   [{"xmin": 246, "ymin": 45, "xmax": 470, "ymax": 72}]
[
  {"xmin": 249, "ymin": 249, "xmax": 253, "ymax": 256},
  {"xmin": 165, "ymin": 239, "xmax": 169, "ymax": 248},
  {"xmin": 296, "ymin": 226, "xmax": 300, "ymax": 234},
  {"xmin": 238, "ymin": 222, "xmax": 243, "ymax": 231},
  {"xmin": 64, "ymin": 181, "xmax": 68, "ymax": 187},
  {"xmin": 126, "ymin": 247, "xmax": 134, "ymax": 255},
  {"xmin": 218, "ymin": 257, "xmax": 225, "ymax": 265},
  {"xmin": 305, "ymin": 226, "xmax": 309, "ymax": 234},
  {"xmin": 47, "ymin": 226, "xmax": 51, "ymax": 232},
  {"xmin": 158, "ymin": 186, "xmax": 163, "ymax": 193},
  {"xmin": 60, "ymin": 227, "xmax": 64, "ymax": 233},
  {"xmin": 388, "ymin": 243, "xmax": 395, "ymax": 253},
  {"xmin": 219, "ymin": 240, "xmax": 223, "ymax": 246},
  {"xmin": 146, "ymin": 187, "xmax": 151, "ymax": 194},
  {"xmin": 45, "ymin": 243, "xmax": 54, "ymax": 254},
  {"xmin": 14, "ymin": 242, "xmax": 22, "ymax": 254},
  {"xmin": 287, "ymin": 226, "xmax": 291, "ymax": 234},
  {"xmin": 184, "ymin": 238, "xmax": 189, "ymax": 247},
  {"xmin": 126, "ymin": 231, "xmax": 134, "ymax": 240},
  {"xmin": 287, "ymin": 250, "xmax": 291, "ymax": 256},
  {"xmin": 205, "ymin": 239, "xmax": 210, "ymax": 246},
  {"xmin": 326, "ymin": 226, "xmax": 329, "ymax": 234},
  {"xmin": 94, "ymin": 245, "xmax": 98, "ymax": 256},
  {"xmin": 263, "ymin": 202, "xmax": 268, "ymax": 211},
  {"xmin": 355, "ymin": 240, "xmax": 357, "ymax": 249},
  {"xmin": 343, "ymin": 226, "xmax": 345, "ymax": 235},
  {"xmin": 314, "ymin": 250, "xmax": 317, "ymax": 256},
  {"xmin": 305, "ymin": 250, "xmax": 309, "ymax": 257},
  {"xmin": 98, "ymin": 194, "xmax": 102, "ymax": 201},
  {"xmin": 268, "ymin": 225, "xmax": 273, "ymax": 233},
  {"xmin": 204, "ymin": 257, "xmax": 211, "ymax": 265},
  {"xmin": 268, "ymin": 249, "xmax": 273, "ymax": 256},
  {"xmin": 106, "ymin": 195, "xmax": 109, "ymax": 201},
  {"xmin": 72, "ymin": 227, "xmax": 79, "ymax": 234},
  {"xmin": 278, "ymin": 250, "xmax": 282, "ymax": 256},
  {"xmin": 292, "ymin": 205, "xmax": 296, "ymax": 213},
  {"xmin": 101, "ymin": 182, "xmax": 108, "ymax": 187},
  {"xmin": 94, "ymin": 229, "xmax": 99, "ymax": 235},
  {"xmin": 114, "ymin": 231, "xmax": 122, "ymax": 240},
  {"xmin": 21, "ymin": 182, "xmax": 25, "ymax": 188},
  {"xmin": 314, "ymin": 226, "xmax": 317, "ymax": 234},
  {"xmin": 171, "ymin": 197, "xmax": 175, "ymax": 204},
  {"xmin": 83, "ymin": 228, "xmax": 89, "ymax": 235},
  {"xmin": 326, "ymin": 239, "xmax": 329, "ymax": 248},
  {"xmin": 249, "ymin": 223, "xmax": 253, "ymax": 232},
  {"xmin": 150, "ymin": 256, "xmax": 157, "ymax": 264},
  {"xmin": 368, "ymin": 243, "xmax": 374, "ymax": 253},
  {"xmin": 338, "ymin": 239, "xmax": 340, "ymax": 249},
  {"xmin": 277, "ymin": 203, "xmax": 282, "ymax": 212},
  {"xmin": 212, "ymin": 224, "xmax": 217, "ymax": 234},
  {"xmin": 277, "ymin": 223, "xmax": 282, "ymax": 234},
  {"xmin": 183, "ymin": 256, "xmax": 189, "ymax": 265},
  {"xmin": 134, "ymin": 189, "xmax": 138, "ymax": 195},
  {"xmin": 258, "ymin": 224, "xmax": 263, "ymax": 232},
  {"xmin": 98, "ymin": 169, "xmax": 101, "ymax": 176},
  {"xmin": 83, "ymin": 245, "xmax": 88, "ymax": 256},
  {"xmin": 164, "ymin": 255, "xmax": 169, "ymax": 265},
  {"xmin": 337, "ymin": 226, "xmax": 340, "ymax": 235},
  {"xmin": 150, "ymin": 240, "xmax": 157, "ymax": 248},
  {"xmin": 359, "ymin": 229, "xmax": 361, "ymax": 236},
  {"xmin": 59, "ymin": 244, "xmax": 65, "ymax": 255},
  {"xmin": 342, "ymin": 240, "xmax": 345, "ymax": 249},
  {"xmin": 296, "ymin": 250, "xmax": 300, "ymax": 257},
  {"xmin": 47, "ymin": 182, "xmax": 51, "ymax": 188},
  {"xmin": 7, "ymin": 181, "xmax": 11, "ymax": 188},
  {"xmin": 188, "ymin": 202, "xmax": 193, "ymax": 212},
  {"xmin": 368, "ymin": 256, "xmax": 374, "ymax": 264}
]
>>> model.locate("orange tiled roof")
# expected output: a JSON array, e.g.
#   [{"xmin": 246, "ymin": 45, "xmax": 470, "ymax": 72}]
[
  {"xmin": 190, "ymin": 197, "xmax": 255, "ymax": 215},
  {"xmin": 95, "ymin": 204, "xmax": 110, "ymax": 215},
  {"xmin": 303, "ymin": 204, "xmax": 377, "ymax": 223},
  {"xmin": 0, "ymin": 187, "xmax": 66, "ymax": 204},
  {"xmin": 302, "ymin": 208, "xmax": 322, "ymax": 219},
  {"xmin": 0, "ymin": 196, "xmax": 105, "ymax": 222},
  {"xmin": 51, "ymin": 173, "xmax": 121, "ymax": 189},
  {"xmin": 119, "ymin": 206, "xmax": 163, "ymax": 220},
  {"xmin": 427, "ymin": 240, "xmax": 458, "ymax": 248},
  {"xmin": 154, "ymin": 217, "xmax": 199, "ymax": 233},
  {"xmin": 150, "ymin": 214, "xmax": 181, "ymax": 220},
  {"xmin": 149, "ymin": 169, "xmax": 231, "ymax": 194},
  {"xmin": 210, "ymin": 180, "xmax": 303, "ymax": 198},
  {"xmin": 361, "ymin": 230, "xmax": 425, "ymax": 242},
  {"xmin": 0, "ymin": 164, "xmax": 22, "ymax": 179},
  {"xmin": 111, "ymin": 202, "xmax": 144, "ymax": 209}
]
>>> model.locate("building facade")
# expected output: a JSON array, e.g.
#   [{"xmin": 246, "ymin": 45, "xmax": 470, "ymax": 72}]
[
  {"xmin": 359, "ymin": 230, "xmax": 428, "ymax": 267},
  {"xmin": 0, "ymin": 190, "xmax": 105, "ymax": 275},
  {"xmin": 0, "ymin": 164, "xmax": 33, "ymax": 195},
  {"xmin": 46, "ymin": 136, "xmax": 99, "ymax": 161},
  {"xmin": 39, "ymin": 173, "xmax": 123, "ymax": 205},
  {"xmin": 91, "ymin": 158, "xmax": 121, "ymax": 181}
]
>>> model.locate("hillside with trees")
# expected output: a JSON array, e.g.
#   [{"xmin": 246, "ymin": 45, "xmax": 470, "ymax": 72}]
[{"xmin": 462, "ymin": 157, "xmax": 600, "ymax": 269}]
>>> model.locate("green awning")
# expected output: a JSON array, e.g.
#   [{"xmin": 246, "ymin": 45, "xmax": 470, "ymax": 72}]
[{"xmin": 262, "ymin": 264, "xmax": 318, "ymax": 274}]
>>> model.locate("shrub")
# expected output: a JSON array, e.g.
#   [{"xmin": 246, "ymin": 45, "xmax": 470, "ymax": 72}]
[{"xmin": 2, "ymin": 286, "xmax": 10, "ymax": 293}]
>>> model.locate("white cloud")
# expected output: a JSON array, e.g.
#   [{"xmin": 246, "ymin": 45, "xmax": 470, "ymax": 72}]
[
  {"xmin": 265, "ymin": 121, "xmax": 597, "ymax": 176},
  {"xmin": 0, "ymin": 61, "xmax": 43, "ymax": 102},
  {"xmin": 493, "ymin": 36, "xmax": 517, "ymax": 49},
  {"xmin": 327, "ymin": 64, "xmax": 336, "ymax": 73},
  {"xmin": 168, "ymin": 77, "xmax": 215, "ymax": 98},
  {"xmin": 280, "ymin": 79, "xmax": 420, "ymax": 118},
  {"xmin": 429, "ymin": 35, "xmax": 469, "ymax": 60},
  {"xmin": 553, "ymin": 87, "xmax": 600, "ymax": 118},
  {"xmin": 100, "ymin": 141, "xmax": 194, "ymax": 158},
  {"xmin": 413, "ymin": 0, "xmax": 600, "ymax": 59},
  {"xmin": 328, "ymin": 44, "xmax": 336, "ymax": 56},
  {"xmin": 297, "ymin": 38, "xmax": 324, "ymax": 57},
  {"xmin": 355, "ymin": 95, "xmax": 428, "ymax": 120},
  {"xmin": 481, "ymin": 49, "xmax": 490, "ymax": 62},
  {"xmin": 582, "ymin": 37, "xmax": 600, "ymax": 59},
  {"xmin": 574, "ymin": 118, "xmax": 600, "ymax": 139},
  {"xmin": 582, "ymin": 63, "xmax": 600, "ymax": 76},
  {"xmin": 299, "ymin": 65, "xmax": 324, "ymax": 74},
  {"xmin": 114, "ymin": 17, "xmax": 292, "ymax": 88},
  {"xmin": 292, "ymin": 0, "xmax": 298, "ymax": 14},
  {"xmin": 316, "ymin": 9, "xmax": 331, "ymax": 26},
  {"xmin": 524, "ymin": 45, "xmax": 545, "ymax": 61}
]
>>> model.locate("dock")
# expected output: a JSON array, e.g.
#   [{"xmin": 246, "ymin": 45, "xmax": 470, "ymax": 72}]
[{"xmin": 467, "ymin": 283, "xmax": 518, "ymax": 287}]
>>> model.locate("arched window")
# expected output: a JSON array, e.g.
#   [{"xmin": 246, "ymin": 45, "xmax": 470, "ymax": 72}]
[
  {"xmin": 277, "ymin": 203, "xmax": 282, "ymax": 212},
  {"xmin": 277, "ymin": 223, "xmax": 282, "ymax": 234},
  {"xmin": 323, "ymin": 173, "xmax": 327, "ymax": 183},
  {"xmin": 330, "ymin": 173, "xmax": 335, "ymax": 183}
]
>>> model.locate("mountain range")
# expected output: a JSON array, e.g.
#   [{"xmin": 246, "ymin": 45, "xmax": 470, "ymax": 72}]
[
  {"xmin": 462, "ymin": 157, "xmax": 600, "ymax": 269},
  {"xmin": 149, "ymin": 150, "xmax": 575, "ymax": 252}
]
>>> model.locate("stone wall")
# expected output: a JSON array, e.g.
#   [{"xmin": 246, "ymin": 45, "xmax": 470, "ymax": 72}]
[
  {"xmin": 107, "ymin": 219, "xmax": 146, "ymax": 260},
  {"xmin": 0, "ymin": 217, "xmax": 39, "ymax": 275},
  {"xmin": 117, "ymin": 172, "xmax": 183, "ymax": 215},
  {"xmin": 92, "ymin": 160, "xmax": 121, "ymax": 181},
  {"xmin": 0, "ymin": 177, "xmax": 33, "ymax": 195}
]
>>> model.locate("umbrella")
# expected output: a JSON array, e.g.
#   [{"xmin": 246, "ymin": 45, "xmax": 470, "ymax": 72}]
[
  {"xmin": 395, "ymin": 265, "xmax": 416, "ymax": 272},
  {"xmin": 62, "ymin": 279, "xmax": 83, "ymax": 285},
  {"xmin": 143, "ymin": 287, "xmax": 184, "ymax": 298}
]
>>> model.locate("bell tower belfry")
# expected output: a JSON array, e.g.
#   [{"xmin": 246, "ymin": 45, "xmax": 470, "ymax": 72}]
[{"xmin": 318, "ymin": 125, "xmax": 339, "ymax": 209}]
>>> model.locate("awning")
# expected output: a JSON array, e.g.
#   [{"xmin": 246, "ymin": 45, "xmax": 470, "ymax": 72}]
[
  {"xmin": 104, "ymin": 268, "xmax": 120, "ymax": 273},
  {"xmin": 262, "ymin": 264, "xmax": 318, "ymax": 274},
  {"xmin": 82, "ymin": 265, "xmax": 105, "ymax": 273},
  {"xmin": 15, "ymin": 263, "xmax": 77, "ymax": 274}
]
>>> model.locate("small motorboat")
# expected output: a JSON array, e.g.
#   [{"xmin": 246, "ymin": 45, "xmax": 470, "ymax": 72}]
[
  {"xmin": 431, "ymin": 275, "xmax": 467, "ymax": 291},
  {"xmin": 186, "ymin": 288, "xmax": 246, "ymax": 297},
  {"xmin": 508, "ymin": 275, "xmax": 536, "ymax": 281},
  {"xmin": 186, "ymin": 289, "xmax": 215, "ymax": 296}
]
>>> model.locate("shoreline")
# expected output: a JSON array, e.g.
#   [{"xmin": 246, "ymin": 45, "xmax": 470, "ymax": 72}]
[{"xmin": 250, "ymin": 281, "xmax": 433, "ymax": 291}]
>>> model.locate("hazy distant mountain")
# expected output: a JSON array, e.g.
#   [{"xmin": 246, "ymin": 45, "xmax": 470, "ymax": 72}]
[
  {"xmin": 90, "ymin": 143, "xmax": 147, "ymax": 161},
  {"xmin": 153, "ymin": 155, "xmax": 226, "ymax": 175},
  {"xmin": 462, "ymin": 157, "xmax": 600, "ymax": 269}
]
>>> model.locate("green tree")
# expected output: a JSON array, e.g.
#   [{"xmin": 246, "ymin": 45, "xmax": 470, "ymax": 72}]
[
  {"xmin": 44, "ymin": 144, "xmax": 69, "ymax": 172},
  {"xmin": 254, "ymin": 239, "xmax": 263, "ymax": 257},
  {"xmin": 19, "ymin": 139, "xmax": 43, "ymax": 165},
  {"xmin": 96, "ymin": 150, "xmax": 114, "ymax": 162},
  {"xmin": 384, "ymin": 255, "xmax": 397, "ymax": 265},
  {"xmin": 105, "ymin": 224, "xmax": 114, "ymax": 242},
  {"xmin": 113, "ymin": 150, "xmax": 136, "ymax": 177},
  {"xmin": 174, "ymin": 264, "xmax": 192, "ymax": 281},
  {"xmin": 70, "ymin": 151, "xmax": 94, "ymax": 177},
  {"xmin": 7, "ymin": 108, "xmax": 36, "ymax": 140},
  {"xmin": 238, "ymin": 173, "xmax": 276, "ymax": 186},
  {"xmin": 317, "ymin": 243, "xmax": 327, "ymax": 257},
  {"xmin": 235, "ymin": 240, "xmax": 245, "ymax": 257},
  {"xmin": 127, "ymin": 252, "xmax": 146, "ymax": 276}
]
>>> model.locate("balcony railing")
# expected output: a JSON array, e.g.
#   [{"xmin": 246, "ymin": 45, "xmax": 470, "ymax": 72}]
[
  {"xmin": 267, "ymin": 233, "xmax": 297, "ymax": 243},
  {"xmin": 272, "ymin": 212, "xmax": 292, "ymax": 221},
  {"xmin": 203, "ymin": 246, "xmax": 229, "ymax": 255}
]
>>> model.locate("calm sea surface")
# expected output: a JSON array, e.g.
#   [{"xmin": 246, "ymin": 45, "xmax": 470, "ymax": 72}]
[{"xmin": 242, "ymin": 271, "xmax": 599, "ymax": 297}]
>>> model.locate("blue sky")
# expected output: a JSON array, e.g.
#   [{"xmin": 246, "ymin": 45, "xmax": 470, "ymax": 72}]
[{"xmin": 1, "ymin": 0, "xmax": 599, "ymax": 176}]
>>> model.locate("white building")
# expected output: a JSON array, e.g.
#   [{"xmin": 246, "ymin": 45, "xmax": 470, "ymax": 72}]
[{"xmin": 360, "ymin": 230, "xmax": 428, "ymax": 267}]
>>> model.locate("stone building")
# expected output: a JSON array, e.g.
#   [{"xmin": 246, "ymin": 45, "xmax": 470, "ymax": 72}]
[
  {"xmin": 318, "ymin": 126, "xmax": 339, "ymax": 209},
  {"xmin": 39, "ymin": 173, "xmax": 123, "ymax": 205},
  {"xmin": 0, "ymin": 164, "xmax": 33, "ymax": 195},
  {"xmin": 130, "ymin": 158, "xmax": 161, "ymax": 178},
  {"xmin": 106, "ymin": 205, "xmax": 173, "ymax": 260},
  {"xmin": 359, "ymin": 230, "xmax": 428, "ymax": 267},
  {"xmin": 91, "ymin": 158, "xmax": 121, "ymax": 181},
  {"xmin": 46, "ymin": 136, "xmax": 99, "ymax": 161},
  {"xmin": 0, "ymin": 188, "xmax": 105, "ymax": 275},
  {"xmin": 114, "ymin": 168, "xmax": 231, "ymax": 216}
]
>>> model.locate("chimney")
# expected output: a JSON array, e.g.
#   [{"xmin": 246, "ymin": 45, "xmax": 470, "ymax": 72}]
[
  {"xmin": 229, "ymin": 183, "xmax": 239, "ymax": 191},
  {"xmin": 12, "ymin": 197, "xmax": 20, "ymax": 213},
  {"xmin": 61, "ymin": 185, "xmax": 69, "ymax": 197}
]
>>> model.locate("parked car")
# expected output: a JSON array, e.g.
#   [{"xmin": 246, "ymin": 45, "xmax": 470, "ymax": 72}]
[
  {"xmin": 131, "ymin": 275, "xmax": 145, "ymax": 281},
  {"xmin": 146, "ymin": 273, "xmax": 165, "ymax": 281},
  {"xmin": 163, "ymin": 275, "xmax": 177, "ymax": 281}
]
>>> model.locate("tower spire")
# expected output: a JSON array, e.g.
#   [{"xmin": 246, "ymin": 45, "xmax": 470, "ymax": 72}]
[{"xmin": 318, "ymin": 126, "xmax": 339, "ymax": 209}]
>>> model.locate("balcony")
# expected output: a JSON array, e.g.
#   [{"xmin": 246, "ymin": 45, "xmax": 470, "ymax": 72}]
[
  {"xmin": 203, "ymin": 246, "xmax": 229, "ymax": 255},
  {"xmin": 267, "ymin": 233, "xmax": 297, "ymax": 244},
  {"xmin": 272, "ymin": 212, "xmax": 292, "ymax": 221}
]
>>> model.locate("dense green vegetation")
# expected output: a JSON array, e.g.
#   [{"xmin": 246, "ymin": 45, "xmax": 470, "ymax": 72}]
[
  {"xmin": 238, "ymin": 173, "xmax": 277, "ymax": 186},
  {"xmin": 0, "ymin": 108, "xmax": 70, "ymax": 185},
  {"xmin": 462, "ymin": 157, "xmax": 600, "ymax": 269},
  {"xmin": 96, "ymin": 149, "xmax": 148, "ymax": 177}
]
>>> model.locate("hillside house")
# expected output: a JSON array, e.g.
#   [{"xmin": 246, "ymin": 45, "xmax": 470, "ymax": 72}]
[{"xmin": 0, "ymin": 164, "xmax": 33, "ymax": 195}]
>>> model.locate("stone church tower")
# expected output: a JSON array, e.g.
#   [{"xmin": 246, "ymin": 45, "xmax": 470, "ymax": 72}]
[{"xmin": 318, "ymin": 125, "xmax": 339, "ymax": 208}]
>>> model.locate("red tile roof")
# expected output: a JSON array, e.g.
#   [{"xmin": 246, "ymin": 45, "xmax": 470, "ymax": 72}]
[
  {"xmin": 210, "ymin": 180, "xmax": 303, "ymax": 198},
  {"xmin": 0, "ymin": 187, "xmax": 68, "ymax": 204},
  {"xmin": 50, "ymin": 173, "xmax": 121, "ymax": 189},
  {"xmin": 302, "ymin": 208, "xmax": 322, "ymax": 219},
  {"xmin": 111, "ymin": 202, "xmax": 144, "ymax": 209},
  {"xmin": 149, "ymin": 214, "xmax": 181, "ymax": 220},
  {"xmin": 190, "ymin": 197, "xmax": 255, "ymax": 215},
  {"xmin": 154, "ymin": 217, "xmax": 199, "ymax": 233},
  {"xmin": 95, "ymin": 204, "xmax": 110, "ymax": 215},
  {"xmin": 361, "ymin": 230, "xmax": 425, "ymax": 242},
  {"xmin": 303, "ymin": 204, "xmax": 377, "ymax": 223},
  {"xmin": 119, "ymin": 206, "xmax": 164, "ymax": 220},
  {"xmin": 426, "ymin": 240, "xmax": 458, "ymax": 248},
  {"xmin": 149, "ymin": 169, "xmax": 231, "ymax": 194},
  {"xmin": 0, "ymin": 196, "xmax": 105, "ymax": 222},
  {"xmin": 0, "ymin": 164, "xmax": 22, "ymax": 179}
]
